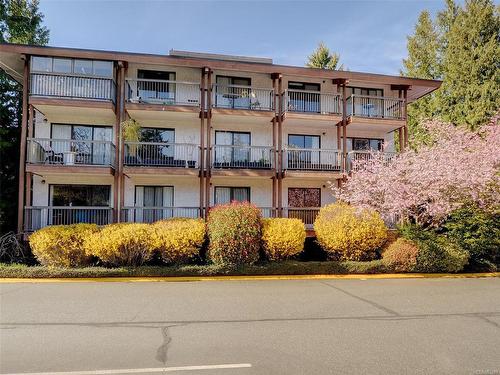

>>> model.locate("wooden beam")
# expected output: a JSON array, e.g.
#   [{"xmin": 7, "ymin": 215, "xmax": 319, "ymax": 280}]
[
  {"xmin": 403, "ymin": 89, "xmax": 409, "ymax": 148},
  {"xmin": 391, "ymin": 84, "xmax": 411, "ymax": 91},
  {"xmin": 199, "ymin": 68, "xmax": 206, "ymax": 217},
  {"xmin": 342, "ymin": 84, "xmax": 348, "ymax": 175},
  {"xmin": 17, "ymin": 57, "xmax": 29, "ymax": 233},
  {"xmin": 116, "ymin": 62, "xmax": 126, "ymax": 222},
  {"xmin": 332, "ymin": 78, "xmax": 349, "ymax": 85},
  {"xmin": 272, "ymin": 75, "xmax": 278, "ymax": 211},
  {"xmin": 277, "ymin": 75, "xmax": 283, "ymax": 217},
  {"xmin": 204, "ymin": 68, "xmax": 213, "ymax": 215}
]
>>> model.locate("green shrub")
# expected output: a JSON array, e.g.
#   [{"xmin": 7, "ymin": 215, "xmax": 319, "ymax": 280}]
[
  {"xmin": 207, "ymin": 202, "xmax": 261, "ymax": 266},
  {"xmin": 29, "ymin": 224, "xmax": 99, "ymax": 267},
  {"xmin": 85, "ymin": 223, "xmax": 155, "ymax": 266},
  {"xmin": 152, "ymin": 218, "xmax": 205, "ymax": 264},
  {"xmin": 442, "ymin": 206, "xmax": 499, "ymax": 270},
  {"xmin": 383, "ymin": 238, "xmax": 419, "ymax": 272},
  {"xmin": 398, "ymin": 224, "xmax": 469, "ymax": 273},
  {"xmin": 261, "ymin": 218, "xmax": 306, "ymax": 261},
  {"xmin": 314, "ymin": 202, "xmax": 388, "ymax": 261}
]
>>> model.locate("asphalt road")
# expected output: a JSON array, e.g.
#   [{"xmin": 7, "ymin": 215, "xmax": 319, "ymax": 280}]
[{"xmin": 1, "ymin": 277, "xmax": 500, "ymax": 375}]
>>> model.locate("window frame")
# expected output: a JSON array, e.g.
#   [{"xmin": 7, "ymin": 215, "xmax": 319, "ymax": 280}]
[
  {"xmin": 214, "ymin": 186, "xmax": 251, "ymax": 205},
  {"xmin": 287, "ymin": 134, "xmax": 321, "ymax": 149},
  {"xmin": 31, "ymin": 56, "xmax": 114, "ymax": 78}
]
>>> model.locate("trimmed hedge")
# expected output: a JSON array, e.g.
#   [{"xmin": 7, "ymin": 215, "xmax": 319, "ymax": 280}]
[
  {"xmin": 29, "ymin": 224, "xmax": 99, "ymax": 267},
  {"xmin": 383, "ymin": 238, "xmax": 419, "ymax": 272},
  {"xmin": 207, "ymin": 202, "xmax": 261, "ymax": 266},
  {"xmin": 152, "ymin": 218, "xmax": 205, "ymax": 264},
  {"xmin": 314, "ymin": 203, "xmax": 388, "ymax": 261},
  {"xmin": 261, "ymin": 218, "xmax": 306, "ymax": 261},
  {"xmin": 85, "ymin": 223, "xmax": 156, "ymax": 266}
]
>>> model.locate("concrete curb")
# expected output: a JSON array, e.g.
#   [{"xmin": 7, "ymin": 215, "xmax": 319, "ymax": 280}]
[{"xmin": 1, "ymin": 272, "xmax": 499, "ymax": 283}]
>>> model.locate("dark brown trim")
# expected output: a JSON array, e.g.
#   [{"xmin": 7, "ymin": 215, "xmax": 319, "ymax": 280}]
[
  {"xmin": 210, "ymin": 169, "xmax": 274, "ymax": 177},
  {"xmin": 17, "ymin": 57, "xmax": 29, "ymax": 233},
  {"xmin": 204, "ymin": 68, "xmax": 213, "ymax": 214},
  {"xmin": 277, "ymin": 75, "xmax": 283, "ymax": 216},
  {"xmin": 29, "ymin": 97, "xmax": 115, "ymax": 111},
  {"xmin": 26, "ymin": 164, "xmax": 115, "ymax": 175},
  {"xmin": 341, "ymin": 84, "xmax": 347, "ymax": 175},
  {"xmin": 122, "ymin": 166, "xmax": 199, "ymax": 176},
  {"xmin": 199, "ymin": 68, "xmax": 206, "ymax": 217}
]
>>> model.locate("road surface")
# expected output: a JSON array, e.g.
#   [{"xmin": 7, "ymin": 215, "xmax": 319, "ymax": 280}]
[{"xmin": 1, "ymin": 277, "xmax": 500, "ymax": 374}]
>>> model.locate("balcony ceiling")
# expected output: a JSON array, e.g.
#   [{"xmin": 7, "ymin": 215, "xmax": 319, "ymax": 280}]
[{"xmin": 31, "ymin": 101, "xmax": 116, "ymax": 125}]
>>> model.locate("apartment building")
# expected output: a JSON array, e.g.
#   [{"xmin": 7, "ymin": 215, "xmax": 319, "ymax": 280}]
[{"xmin": 0, "ymin": 44, "xmax": 441, "ymax": 234}]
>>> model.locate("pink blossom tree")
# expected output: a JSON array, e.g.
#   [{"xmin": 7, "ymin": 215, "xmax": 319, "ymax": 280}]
[{"xmin": 333, "ymin": 116, "xmax": 500, "ymax": 227}]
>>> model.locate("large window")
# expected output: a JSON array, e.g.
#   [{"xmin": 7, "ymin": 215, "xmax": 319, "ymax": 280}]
[
  {"xmin": 50, "ymin": 185, "xmax": 110, "ymax": 207},
  {"xmin": 215, "ymin": 76, "xmax": 252, "ymax": 109},
  {"xmin": 31, "ymin": 56, "xmax": 113, "ymax": 77},
  {"xmin": 347, "ymin": 87, "xmax": 384, "ymax": 97},
  {"xmin": 287, "ymin": 81, "xmax": 321, "ymax": 113},
  {"xmin": 215, "ymin": 131, "xmax": 250, "ymax": 164},
  {"xmin": 135, "ymin": 186, "xmax": 174, "ymax": 223},
  {"xmin": 347, "ymin": 137, "xmax": 383, "ymax": 152},
  {"xmin": 214, "ymin": 187, "xmax": 250, "ymax": 205},
  {"xmin": 137, "ymin": 127, "xmax": 175, "ymax": 161},
  {"xmin": 137, "ymin": 70, "xmax": 176, "ymax": 102},
  {"xmin": 288, "ymin": 134, "xmax": 320, "ymax": 149}
]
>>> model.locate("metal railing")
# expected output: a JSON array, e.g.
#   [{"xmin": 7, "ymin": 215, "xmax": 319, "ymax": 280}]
[
  {"xmin": 347, "ymin": 150, "xmax": 397, "ymax": 171},
  {"xmin": 213, "ymin": 84, "xmax": 274, "ymax": 111},
  {"xmin": 121, "ymin": 207, "xmax": 201, "ymax": 223},
  {"xmin": 283, "ymin": 89, "xmax": 341, "ymax": 115},
  {"xmin": 124, "ymin": 142, "xmax": 199, "ymax": 168},
  {"xmin": 259, "ymin": 207, "xmax": 278, "ymax": 218},
  {"xmin": 282, "ymin": 207, "xmax": 320, "ymax": 228},
  {"xmin": 346, "ymin": 95, "xmax": 404, "ymax": 120},
  {"xmin": 283, "ymin": 147, "xmax": 342, "ymax": 171},
  {"xmin": 30, "ymin": 73, "xmax": 115, "ymax": 101},
  {"xmin": 212, "ymin": 145, "xmax": 274, "ymax": 169},
  {"xmin": 27, "ymin": 138, "xmax": 116, "ymax": 167},
  {"xmin": 126, "ymin": 79, "xmax": 200, "ymax": 107},
  {"xmin": 24, "ymin": 206, "xmax": 113, "ymax": 232}
]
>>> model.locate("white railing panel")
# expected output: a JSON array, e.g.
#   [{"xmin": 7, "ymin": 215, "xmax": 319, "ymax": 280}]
[
  {"xmin": 124, "ymin": 142, "xmax": 199, "ymax": 168},
  {"xmin": 283, "ymin": 148, "xmax": 342, "ymax": 171},
  {"xmin": 212, "ymin": 145, "xmax": 274, "ymax": 169},
  {"xmin": 284, "ymin": 89, "xmax": 341, "ymax": 115},
  {"xmin": 213, "ymin": 84, "xmax": 274, "ymax": 111},
  {"xmin": 126, "ymin": 79, "xmax": 200, "ymax": 107},
  {"xmin": 347, "ymin": 95, "xmax": 404, "ymax": 120}
]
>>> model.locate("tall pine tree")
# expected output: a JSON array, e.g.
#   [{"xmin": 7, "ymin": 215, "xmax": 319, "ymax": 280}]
[
  {"xmin": 307, "ymin": 42, "xmax": 344, "ymax": 70},
  {"xmin": 0, "ymin": 0, "xmax": 49, "ymax": 234}
]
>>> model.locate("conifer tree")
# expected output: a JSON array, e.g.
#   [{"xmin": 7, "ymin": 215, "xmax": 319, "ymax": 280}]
[{"xmin": 307, "ymin": 42, "xmax": 343, "ymax": 70}]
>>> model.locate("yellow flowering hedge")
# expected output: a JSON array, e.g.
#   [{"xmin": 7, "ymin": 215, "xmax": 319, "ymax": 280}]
[
  {"xmin": 84, "ymin": 223, "xmax": 155, "ymax": 266},
  {"xmin": 261, "ymin": 218, "xmax": 306, "ymax": 261},
  {"xmin": 152, "ymin": 218, "xmax": 205, "ymax": 264},
  {"xmin": 314, "ymin": 202, "xmax": 388, "ymax": 261},
  {"xmin": 29, "ymin": 224, "xmax": 99, "ymax": 267}
]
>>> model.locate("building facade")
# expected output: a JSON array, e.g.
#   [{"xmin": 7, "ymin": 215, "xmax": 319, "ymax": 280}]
[{"xmin": 0, "ymin": 44, "xmax": 441, "ymax": 233}]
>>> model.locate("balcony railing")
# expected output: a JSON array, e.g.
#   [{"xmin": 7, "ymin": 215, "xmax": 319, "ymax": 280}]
[
  {"xmin": 347, "ymin": 95, "xmax": 404, "ymax": 120},
  {"xmin": 283, "ymin": 90, "xmax": 341, "ymax": 115},
  {"xmin": 213, "ymin": 84, "xmax": 274, "ymax": 111},
  {"xmin": 126, "ymin": 79, "xmax": 200, "ymax": 107},
  {"xmin": 282, "ymin": 207, "xmax": 320, "ymax": 229},
  {"xmin": 27, "ymin": 138, "xmax": 116, "ymax": 167},
  {"xmin": 259, "ymin": 207, "xmax": 278, "ymax": 218},
  {"xmin": 124, "ymin": 142, "xmax": 199, "ymax": 168},
  {"xmin": 347, "ymin": 150, "xmax": 397, "ymax": 171},
  {"xmin": 24, "ymin": 206, "xmax": 113, "ymax": 232},
  {"xmin": 283, "ymin": 148, "xmax": 342, "ymax": 171},
  {"xmin": 121, "ymin": 207, "xmax": 201, "ymax": 223},
  {"xmin": 30, "ymin": 73, "xmax": 115, "ymax": 101},
  {"xmin": 212, "ymin": 145, "xmax": 274, "ymax": 169}
]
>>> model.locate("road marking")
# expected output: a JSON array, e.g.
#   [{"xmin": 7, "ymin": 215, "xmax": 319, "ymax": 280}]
[
  {"xmin": 2, "ymin": 363, "xmax": 252, "ymax": 375},
  {"xmin": 1, "ymin": 272, "xmax": 499, "ymax": 283}
]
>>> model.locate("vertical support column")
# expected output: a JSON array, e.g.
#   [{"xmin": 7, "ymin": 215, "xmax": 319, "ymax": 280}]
[
  {"xmin": 397, "ymin": 89, "xmax": 404, "ymax": 152},
  {"xmin": 25, "ymin": 104, "xmax": 34, "ymax": 210},
  {"xmin": 17, "ymin": 56, "xmax": 29, "ymax": 233},
  {"xmin": 341, "ymin": 83, "xmax": 348, "ymax": 176},
  {"xmin": 276, "ymin": 75, "xmax": 283, "ymax": 217},
  {"xmin": 199, "ymin": 68, "xmax": 207, "ymax": 218},
  {"xmin": 204, "ymin": 68, "xmax": 213, "ymax": 216},
  {"xmin": 403, "ymin": 89, "xmax": 409, "ymax": 149},
  {"xmin": 116, "ymin": 61, "xmax": 126, "ymax": 222},
  {"xmin": 271, "ymin": 75, "xmax": 278, "ymax": 213}
]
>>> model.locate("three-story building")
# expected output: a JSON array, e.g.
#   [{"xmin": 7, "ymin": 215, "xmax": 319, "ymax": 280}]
[{"xmin": 0, "ymin": 44, "xmax": 441, "ymax": 234}]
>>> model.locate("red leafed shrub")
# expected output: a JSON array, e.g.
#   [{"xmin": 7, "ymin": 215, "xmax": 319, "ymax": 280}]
[
  {"xmin": 207, "ymin": 202, "xmax": 262, "ymax": 266},
  {"xmin": 383, "ymin": 238, "xmax": 419, "ymax": 272}
]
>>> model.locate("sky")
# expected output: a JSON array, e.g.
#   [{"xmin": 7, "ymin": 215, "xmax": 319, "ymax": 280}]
[{"xmin": 38, "ymin": 0, "xmax": 449, "ymax": 75}]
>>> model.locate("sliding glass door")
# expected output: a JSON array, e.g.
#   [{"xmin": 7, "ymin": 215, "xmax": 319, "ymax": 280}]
[
  {"xmin": 214, "ymin": 187, "xmax": 250, "ymax": 205},
  {"xmin": 135, "ymin": 186, "xmax": 174, "ymax": 223},
  {"xmin": 215, "ymin": 131, "xmax": 250, "ymax": 166}
]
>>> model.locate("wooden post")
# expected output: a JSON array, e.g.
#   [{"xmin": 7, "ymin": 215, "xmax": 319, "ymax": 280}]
[
  {"xmin": 199, "ymin": 68, "xmax": 206, "ymax": 218},
  {"xmin": 116, "ymin": 62, "xmax": 126, "ymax": 222},
  {"xmin": 271, "ymin": 75, "xmax": 278, "ymax": 212},
  {"xmin": 342, "ymin": 84, "xmax": 347, "ymax": 175},
  {"xmin": 17, "ymin": 56, "xmax": 29, "ymax": 233},
  {"xmin": 204, "ymin": 69, "xmax": 212, "ymax": 215},
  {"xmin": 277, "ymin": 75, "xmax": 283, "ymax": 217},
  {"xmin": 403, "ymin": 89, "xmax": 409, "ymax": 148},
  {"xmin": 25, "ymin": 104, "xmax": 34, "ymax": 210}
]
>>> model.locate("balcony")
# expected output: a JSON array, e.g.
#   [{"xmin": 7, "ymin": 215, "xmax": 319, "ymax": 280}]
[
  {"xmin": 125, "ymin": 79, "xmax": 200, "ymax": 107},
  {"xmin": 121, "ymin": 207, "xmax": 201, "ymax": 223},
  {"xmin": 24, "ymin": 206, "xmax": 113, "ymax": 232},
  {"xmin": 27, "ymin": 138, "xmax": 116, "ymax": 168},
  {"xmin": 283, "ymin": 90, "xmax": 341, "ymax": 115},
  {"xmin": 283, "ymin": 207, "xmax": 320, "ymax": 229},
  {"xmin": 347, "ymin": 95, "xmax": 404, "ymax": 120},
  {"xmin": 283, "ymin": 148, "xmax": 342, "ymax": 171},
  {"xmin": 30, "ymin": 73, "xmax": 116, "ymax": 101},
  {"xmin": 211, "ymin": 145, "xmax": 274, "ymax": 169},
  {"xmin": 124, "ymin": 142, "xmax": 199, "ymax": 169},
  {"xmin": 212, "ymin": 84, "xmax": 274, "ymax": 111},
  {"xmin": 347, "ymin": 150, "xmax": 397, "ymax": 171}
]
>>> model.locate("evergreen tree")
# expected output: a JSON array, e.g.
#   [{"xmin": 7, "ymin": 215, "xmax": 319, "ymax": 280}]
[
  {"xmin": 440, "ymin": 0, "xmax": 500, "ymax": 129},
  {"xmin": 0, "ymin": 0, "xmax": 48, "ymax": 234},
  {"xmin": 307, "ymin": 42, "xmax": 343, "ymax": 70}
]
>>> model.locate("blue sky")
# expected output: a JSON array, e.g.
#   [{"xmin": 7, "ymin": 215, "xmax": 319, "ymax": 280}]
[{"xmin": 38, "ymin": 0, "xmax": 448, "ymax": 75}]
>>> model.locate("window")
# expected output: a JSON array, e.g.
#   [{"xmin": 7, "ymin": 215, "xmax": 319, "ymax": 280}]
[
  {"xmin": 288, "ymin": 134, "xmax": 320, "ymax": 149},
  {"xmin": 139, "ymin": 128, "xmax": 175, "ymax": 143},
  {"xmin": 135, "ymin": 186, "xmax": 174, "ymax": 223},
  {"xmin": 288, "ymin": 188, "xmax": 321, "ymax": 207},
  {"xmin": 93, "ymin": 61, "xmax": 113, "ymax": 77},
  {"xmin": 288, "ymin": 82, "xmax": 320, "ymax": 91},
  {"xmin": 347, "ymin": 87, "xmax": 383, "ymax": 97},
  {"xmin": 50, "ymin": 185, "xmax": 110, "ymax": 207},
  {"xmin": 214, "ymin": 187, "xmax": 250, "ymax": 205},
  {"xmin": 74, "ymin": 59, "xmax": 93, "ymax": 75},
  {"xmin": 137, "ymin": 128, "xmax": 175, "ymax": 162},
  {"xmin": 287, "ymin": 82, "xmax": 321, "ymax": 113},
  {"xmin": 52, "ymin": 58, "xmax": 72, "ymax": 73},
  {"xmin": 137, "ymin": 70, "xmax": 176, "ymax": 102},
  {"xmin": 215, "ymin": 76, "xmax": 252, "ymax": 109},
  {"xmin": 215, "ymin": 131, "xmax": 250, "ymax": 164},
  {"xmin": 31, "ymin": 56, "xmax": 52, "ymax": 72},
  {"xmin": 347, "ymin": 137, "xmax": 383, "ymax": 151}
]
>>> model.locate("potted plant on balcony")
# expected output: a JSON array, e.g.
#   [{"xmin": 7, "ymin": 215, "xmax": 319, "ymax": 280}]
[{"xmin": 121, "ymin": 119, "xmax": 141, "ymax": 164}]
